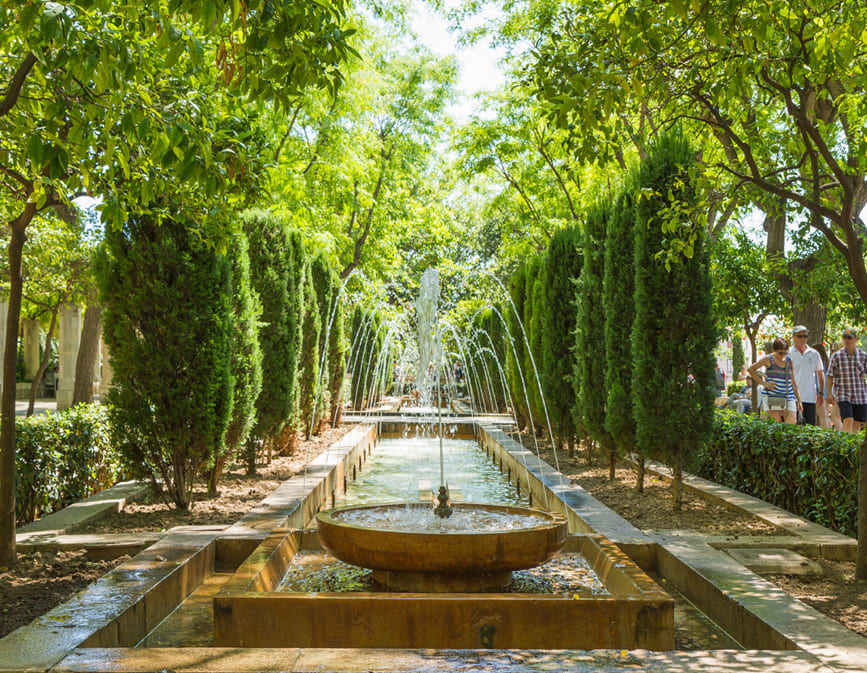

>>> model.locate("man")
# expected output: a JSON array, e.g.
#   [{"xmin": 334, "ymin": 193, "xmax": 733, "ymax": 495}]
[
  {"xmin": 788, "ymin": 325, "xmax": 825, "ymax": 425},
  {"xmin": 827, "ymin": 328, "xmax": 867, "ymax": 434}
]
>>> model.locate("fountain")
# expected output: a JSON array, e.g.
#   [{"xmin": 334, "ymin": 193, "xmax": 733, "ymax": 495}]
[{"xmin": 315, "ymin": 268, "xmax": 568, "ymax": 592}]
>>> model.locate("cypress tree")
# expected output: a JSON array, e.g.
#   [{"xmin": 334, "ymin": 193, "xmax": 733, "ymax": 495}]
[
  {"xmin": 96, "ymin": 216, "xmax": 233, "ymax": 510},
  {"xmin": 631, "ymin": 132, "xmax": 716, "ymax": 510},
  {"xmin": 206, "ymin": 229, "xmax": 263, "ymax": 493},
  {"xmin": 543, "ymin": 225, "xmax": 583, "ymax": 456},
  {"xmin": 242, "ymin": 210, "xmax": 303, "ymax": 471},
  {"xmin": 603, "ymin": 189, "xmax": 639, "ymax": 485},
  {"xmin": 526, "ymin": 256, "xmax": 547, "ymax": 434},
  {"xmin": 506, "ymin": 264, "xmax": 529, "ymax": 429},
  {"xmin": 574, "ymin": 203, "xmax": 610, "ymax": 463},
  {"xmin": 297, "ymin": 256, "xmax": 321, "ymax": 440},
  {"xmin": 327, "ymin": 290, "xmax": 347, "ymax": 426},
  {"xmin": 310, "ymin": 252, "xmax": 340, "ymax": 433}
]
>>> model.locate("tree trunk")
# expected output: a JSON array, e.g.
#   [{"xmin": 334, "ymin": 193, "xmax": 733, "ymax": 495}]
[
  {"xmin": 0, "ymin": 211, "xmax": 32, "ymax": 566},
  {"xmin": 746, "ymin": 330, "xmax": 760, "ymax": 415},
  {"xmin": 244, "ymin": 438, "xmax": 257, "ymax": 476},
  {"xmin": 635, "ymin": 454, "xmax": 645, "ymax": 493},
  {"xmin": 858, "ymin": 433, "xmax": 867, "ymax": 579},
  {"xmin": 607, "ymin": 448, "xmax": 616, "ymax": 481},
  {"xmin": 792, "ymin": 302, "xmax": 826, "ymax": 345},
  {"xmin": 671, "ymin": 454, "xmax": 683, "ymax": 511},
  {"xmin": 27, "ymin": 304, "xmax": 60, "ymax": 416},
  {"xmin": 567, "ymin": 433, "xmax": 575, "ymax": 458},
  {"xmin": 72, "ymin": 300, "xmax": 102, "ymax": 406}
]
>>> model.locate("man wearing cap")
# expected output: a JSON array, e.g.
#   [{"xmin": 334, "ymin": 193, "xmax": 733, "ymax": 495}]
[
  {"xmin": 826, "ymin": 328, "xmax": 867, "ymax": 433},
  {"xmin": 788, "ymin": 326, "xmax": 825, "ymax": 426}
]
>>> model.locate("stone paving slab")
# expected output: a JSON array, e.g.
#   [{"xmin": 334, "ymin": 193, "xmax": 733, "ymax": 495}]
[
  {"xmin": 726, "ymin": 548, "xmax": 823, "ymax": 576},
  {"xmin": 18, "ymin": 481, "xmax": 149, "ymax": 536},
  {"xmin": 654, "ymin": 533, "xmax": 867, "ymax": 673},
  {"xmin": 52, "ymin": 648, "xmax": 835, "ymax": 673},
  {"xmin": 16, "ymin": 533, "xmax": 162, "ymax": 560}
]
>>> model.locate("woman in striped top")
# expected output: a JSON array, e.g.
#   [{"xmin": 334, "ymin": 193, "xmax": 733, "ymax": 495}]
[{"xmin": 748, "ymin": 337, "xmax": 803, "ymax": 424}]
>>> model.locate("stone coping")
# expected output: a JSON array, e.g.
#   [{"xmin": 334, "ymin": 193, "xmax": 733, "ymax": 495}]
[
  {"xmin": 655, "ymin": 532, "xmax": 866, "ymax": 673},
  {"xmin": 0, "ymin": 529, "xmax": 218, "ymax": 673},
  {"xmin": 476, "ymin": 424, "xmax": 657, "ymax": 568},
  {"xmin": 219, "ymin": 425, "xmax": 376, "ymax": 540},
  {"xmin": 17, "ymin": 481, "xmax": 150, "ymax": 536},
  {"xmin": 53, "ymin": 648, "xmax": 833, "ymax": 673},
  {"xmin": 627, "ymin": 456, "xmax": 856, "ymax": 558}
]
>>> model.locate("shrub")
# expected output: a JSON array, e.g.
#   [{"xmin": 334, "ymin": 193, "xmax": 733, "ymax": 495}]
[
  {"xmin": 726, "ymin": 381, "xmax": 743, "ymax": 396},
  {"xmin": 691, "ymin": 412, "xmax": 859, "ymax": 536},
  {"xmin": 16, "ymin": 404, "xmax": 122, "ymax": 525}
]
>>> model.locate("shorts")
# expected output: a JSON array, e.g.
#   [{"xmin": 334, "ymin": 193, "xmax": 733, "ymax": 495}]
[{"xmin": 837, "ymin": 400, "xmax": 867, "ymax": 423}]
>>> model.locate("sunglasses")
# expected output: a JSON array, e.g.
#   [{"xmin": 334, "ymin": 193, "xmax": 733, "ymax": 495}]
[
  {"xmin": 794, "ymin": 333, "xmax": 808, "ymax": 338},
  {"xmin": 843, "ymin": 335, "xmax": 855, "ymax": 340}
]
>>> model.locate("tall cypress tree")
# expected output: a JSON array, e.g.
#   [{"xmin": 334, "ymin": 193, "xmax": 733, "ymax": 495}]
[
  {"xmin": 96, "ymin": 216, "xmax": 233, "ymax": 510},
  {"xmin": 242, "ymin": 210, "xmax": 303, "ymax": 471},
  {"xmin": 506, "ymin": 263, "xmax": 529, "ymax": 429},
  {"xmin": 543, "ymin": 225, "xmax": 583, "ymax": 456},
  {"xmin": 310, "ymin": 251, "xmax": 340, "ymax": 433},
  {"xmin": 603, "ymin": 189, "xmax": 639, "ymax": 485},
  {"xmin": 206, "ymin": 229, "xmax": 263, "ymax": 493},
  {"xmin": 326, "ymin": 288, "xmax": 347, "ymax": 426},
  {"xmin": 524, "ymin": 255, "xmax": 546, "ymax": 434},
  {"xmin": 631, "ymin": 132, "xmax": 716, "ymax": 510},
  {"xmin": 297, "ymin": 256, "xmax": 321, "ymax": 440},
  {"xmin": 574, "ymin": 203, "xmax": 610, "ymax": 463}
]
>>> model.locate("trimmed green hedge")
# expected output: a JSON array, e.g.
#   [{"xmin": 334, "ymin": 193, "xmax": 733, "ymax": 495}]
[
  {"xmin": 16, "ymin": 404, "xmax": 123, "ymax": 526},
  {"xmin": 689, "ymin": 411, "xmax": 860, "ymax": 536}
]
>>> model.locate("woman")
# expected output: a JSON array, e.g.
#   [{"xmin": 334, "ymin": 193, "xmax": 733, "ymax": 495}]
[{"xmin": 748, "ymin": 337, "xmax": 802, "ymax": 424}]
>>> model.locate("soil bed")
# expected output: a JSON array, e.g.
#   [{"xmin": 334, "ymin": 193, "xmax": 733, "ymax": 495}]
[
  {"xmin": 0, "ymin": 425, "xmax": 352, "ymax": 638},
  {"xmin": 529, "ymin": 440, "xmax": 784, "ymax": 536},
  {"xmin": 767, "ymin": 558, "xmax": 867, "ymax": 637},
  {"xmin": 81, "ymin": 425, "xmax": 351, "ymax": 533}
]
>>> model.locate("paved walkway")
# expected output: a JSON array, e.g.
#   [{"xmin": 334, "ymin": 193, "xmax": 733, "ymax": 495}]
[{"xmin": 15, "ymin": 398, "xmax": 57, "ymax": 416}]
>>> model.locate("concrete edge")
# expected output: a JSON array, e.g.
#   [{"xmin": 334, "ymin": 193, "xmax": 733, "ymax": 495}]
[
  {"xmin": 51, "ymin": 647, "xmax": 836, "ymax": 673},
  {"xmin": 654, "ymin": 532, "xmax": 867, "ymax": 672},
  {"xmin": 18, "ymin": 481, "xmax": 151, "ymax": 537}
]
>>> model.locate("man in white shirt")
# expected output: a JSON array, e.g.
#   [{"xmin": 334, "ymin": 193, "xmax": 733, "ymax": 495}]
[{"xmin": 788, "ymin": 325, "xmax": 825, "ymax": 425}]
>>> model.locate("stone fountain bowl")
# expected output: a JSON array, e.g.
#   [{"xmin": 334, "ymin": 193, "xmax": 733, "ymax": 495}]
[{"xmin": 315, "ymin": 502, "xmax": 568, "ymax": 592}]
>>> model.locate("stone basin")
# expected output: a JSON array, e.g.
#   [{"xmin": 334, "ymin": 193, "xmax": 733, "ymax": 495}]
[{"xmin": 315, "ymin": 502, "xmax": 567, "ymax": 592}]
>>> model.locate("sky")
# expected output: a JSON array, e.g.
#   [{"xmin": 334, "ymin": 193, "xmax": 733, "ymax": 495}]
[{"xmin": 409, "ymin": 2, "xmax": 507, "ymax": 120}]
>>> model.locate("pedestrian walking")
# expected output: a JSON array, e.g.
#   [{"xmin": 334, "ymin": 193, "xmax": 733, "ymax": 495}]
[
  {"xmin": 748, "ymin": 337, "xmax": 802, "ymax": 424},
  {"xmin": 826, "ymin": 328, "xmax": 867, "ymax": 434},
  {"xmin": 788, "ymin": 326, "xmax": 825, "ymax": 426}
]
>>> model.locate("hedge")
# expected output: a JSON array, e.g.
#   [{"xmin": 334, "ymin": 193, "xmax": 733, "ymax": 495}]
[
  {"xmin": 16, "ymin": 404, "xmax": 123, "ymax": 526},
  {"xmin": 689, "ymin": 411, "xmax": 860, "ymax": 536}
]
